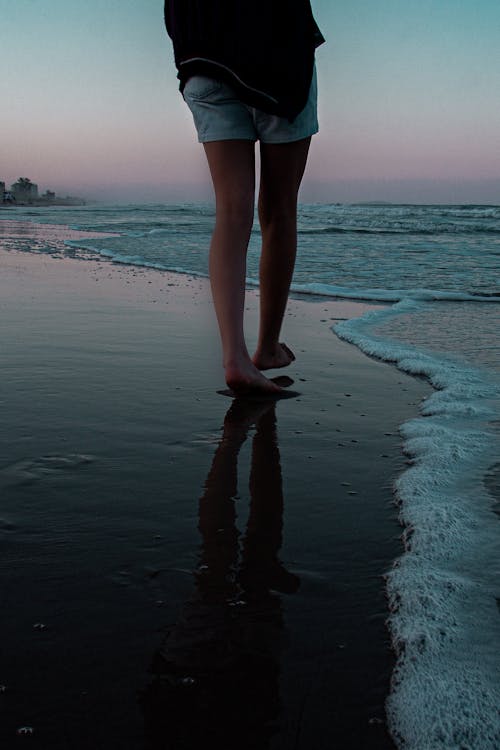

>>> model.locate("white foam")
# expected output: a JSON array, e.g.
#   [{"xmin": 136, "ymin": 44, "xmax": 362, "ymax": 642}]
[
  {"xmin": 290, "ymin": 282, "xmax": 499, "ymax": 304},
  {"xmin": 64, "ymin": 241, "xmax": 209, "ymax": 278},
  {"xmin": 335, "ymin": 301, "xmax": 500, "ymax": 749}
]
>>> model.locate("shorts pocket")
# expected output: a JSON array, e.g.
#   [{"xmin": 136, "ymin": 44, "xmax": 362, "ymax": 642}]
[{"xmin": 183, "ymin": 76, "xmax": 222, "ymax": 101}]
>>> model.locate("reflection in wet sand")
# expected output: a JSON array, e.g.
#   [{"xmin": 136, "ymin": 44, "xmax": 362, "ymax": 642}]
[{"xmin": 142, "ymin": 398, "xmax": 299, "ymax": 749}]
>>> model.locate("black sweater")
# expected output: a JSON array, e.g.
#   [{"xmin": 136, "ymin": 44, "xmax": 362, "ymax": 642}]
[{"xmin": 164, "ymin": 0, "xmax": 325, "ymax": 121}]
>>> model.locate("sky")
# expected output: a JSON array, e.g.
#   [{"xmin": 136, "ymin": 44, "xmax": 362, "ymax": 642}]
[{"xmin": 1, "ymin": 0, "xmax": 499, "ymax": 204}]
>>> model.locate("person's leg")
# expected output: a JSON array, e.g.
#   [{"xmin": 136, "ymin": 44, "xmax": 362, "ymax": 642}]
[
  {"xmin": 203, "ymin": 140, "xmax": 281, "ymax": 393},
  {"xmin": 253, "ymin": 137, "xmax": 311, "ymax": 370}
]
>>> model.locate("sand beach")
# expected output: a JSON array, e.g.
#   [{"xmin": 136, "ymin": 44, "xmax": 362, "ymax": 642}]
[{"xmin": 0, "ymin": 226, "xmax": 431, "ymax": 749}]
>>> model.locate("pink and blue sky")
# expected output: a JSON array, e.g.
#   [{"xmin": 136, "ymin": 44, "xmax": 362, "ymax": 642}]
[{"xmin": 1, "ymin": 0, "xmax": 499, "ymax": 203}]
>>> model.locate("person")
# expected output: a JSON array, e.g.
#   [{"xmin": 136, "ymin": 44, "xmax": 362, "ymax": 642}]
[{"xmin": 164, "ymin": 1, "xmax": 325, "ymax": 394}]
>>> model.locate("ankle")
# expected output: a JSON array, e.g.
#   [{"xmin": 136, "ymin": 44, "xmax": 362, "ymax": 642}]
[{"xmin": 255, "ymin": 340, "xmax": 279, "ymax": 356}]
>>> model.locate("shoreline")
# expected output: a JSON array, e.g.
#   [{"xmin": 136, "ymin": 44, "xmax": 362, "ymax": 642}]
[{"xmin": 0, "ymin": 229, "xmax": 432, "ymax": 748}]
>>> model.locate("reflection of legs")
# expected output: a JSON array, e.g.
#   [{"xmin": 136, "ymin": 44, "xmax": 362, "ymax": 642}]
[
  {"xmin": 240, "ymin": 406, "xmax": 300, "ymax": 595},
  {"xmin": 203, "ymin": 140, "xmax": 281, "ymax": 394},
  {"xmin": 197, "ymin": 399, "xmax": 263, "ymax": 599},
  {"xmin": 144, "ymin": 399, "xmax": 285, "ymax": 750},
  {"xmin": 197, "ymin": 398, "xmax": 280, "ymax": 600},
  {"xmin": 253, "ymin": 137, "xmax": 311, "ymax": 371}
]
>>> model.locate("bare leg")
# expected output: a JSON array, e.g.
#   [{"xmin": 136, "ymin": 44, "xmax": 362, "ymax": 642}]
[
  {"xmin": 203, "ymin": 140, "xmax": 281, "ymax": 394},
  {"xmin": 252, "ymin": 137, "xmax": 311, "ymax": 370}
]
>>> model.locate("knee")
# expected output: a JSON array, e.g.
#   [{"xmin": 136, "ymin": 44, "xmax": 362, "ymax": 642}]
[
  {"xmin": 259, "ymin": 197, "xmax": 297, "ymax": 233},
  {"xmin": 215, "ymin": 193, "xmax": 255, "ymax": 235}
]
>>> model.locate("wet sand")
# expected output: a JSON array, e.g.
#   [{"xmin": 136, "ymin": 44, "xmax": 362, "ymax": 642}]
[{"xmin": 0, "ymin": 240, "xmax": 431, "ymax": 749}]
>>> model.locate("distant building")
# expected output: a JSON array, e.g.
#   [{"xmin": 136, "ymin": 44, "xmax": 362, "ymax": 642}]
[
  {"xmin": 11, "ymin": 178, "xmax": 39, "ymax": 203},
  {"xmin": 1, "ymin": 177, "xmax": 85, "ymax": 206}
]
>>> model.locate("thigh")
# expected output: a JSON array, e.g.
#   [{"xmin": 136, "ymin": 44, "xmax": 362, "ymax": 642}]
[
  {"xmin": 204, "ymin": 140, "xmax": 256, "ymax": 218},
  {"xmin": 259, "ymin": 138, "xmax": 311, "ymax": 216}
]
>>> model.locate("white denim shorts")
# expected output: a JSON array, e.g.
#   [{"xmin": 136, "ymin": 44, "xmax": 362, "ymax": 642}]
[{"xmin": 183, "ymin": 67, "xmax": 318, "ymax": 144}]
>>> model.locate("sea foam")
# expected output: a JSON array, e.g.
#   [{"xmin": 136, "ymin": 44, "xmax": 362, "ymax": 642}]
[{"xmin": 335, "ymin": 303, "xmax": 500, "ymax": 749}]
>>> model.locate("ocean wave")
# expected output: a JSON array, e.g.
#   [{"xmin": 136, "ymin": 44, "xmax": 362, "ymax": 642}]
[
  {"xmin": 76, "ymin": 243, "xmax": 500, "ymax": 308},
  {"xmin": 63, "ymin": 238, "xmax": 500, "ymax": 305},
  {"xmin": 64, "ymin": 242, "xmax": 208, "ymax": 278},
  {"xmin": 334, "ymin": 303, "xmax": 500, "ymax": 749},
  {"xmin": 298, "ymin": 223, "xmax": 500, "ymax": 236},
  {"xmin": 289, "ymin": 281, "xmax": 499, "ymax": 304}
]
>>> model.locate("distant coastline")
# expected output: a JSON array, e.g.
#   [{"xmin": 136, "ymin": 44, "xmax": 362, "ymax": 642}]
[
  {"xmin": 0, "ymin": 197, "xmax": 86, "ymax": 208},
  {"xmin": 1, "ymin": 176, "xmax": 86, "ymax": 207}
]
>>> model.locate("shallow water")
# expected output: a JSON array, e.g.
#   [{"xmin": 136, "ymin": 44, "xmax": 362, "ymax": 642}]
[
  {"xmin": 0, "ymin": 266, "xmax": 428, "ymax": 749},
  {"xmin": 1, "ymin": 201, "xmax": 499, "ymax": 748}
]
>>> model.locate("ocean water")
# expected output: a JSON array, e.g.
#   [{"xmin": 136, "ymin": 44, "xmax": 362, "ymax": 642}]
[{"xmin": 2, "ymin": 202, "xmax": 500, "ymax": 748}]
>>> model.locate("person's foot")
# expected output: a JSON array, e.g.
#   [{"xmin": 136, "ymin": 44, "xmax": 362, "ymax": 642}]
[
  {"xmin": 225, "ymin": 359, "xmax": 282, "ymax": 395},
  {"xmin": 252, "ymin": 342, "xmax": 296, "ymax": 371}
]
